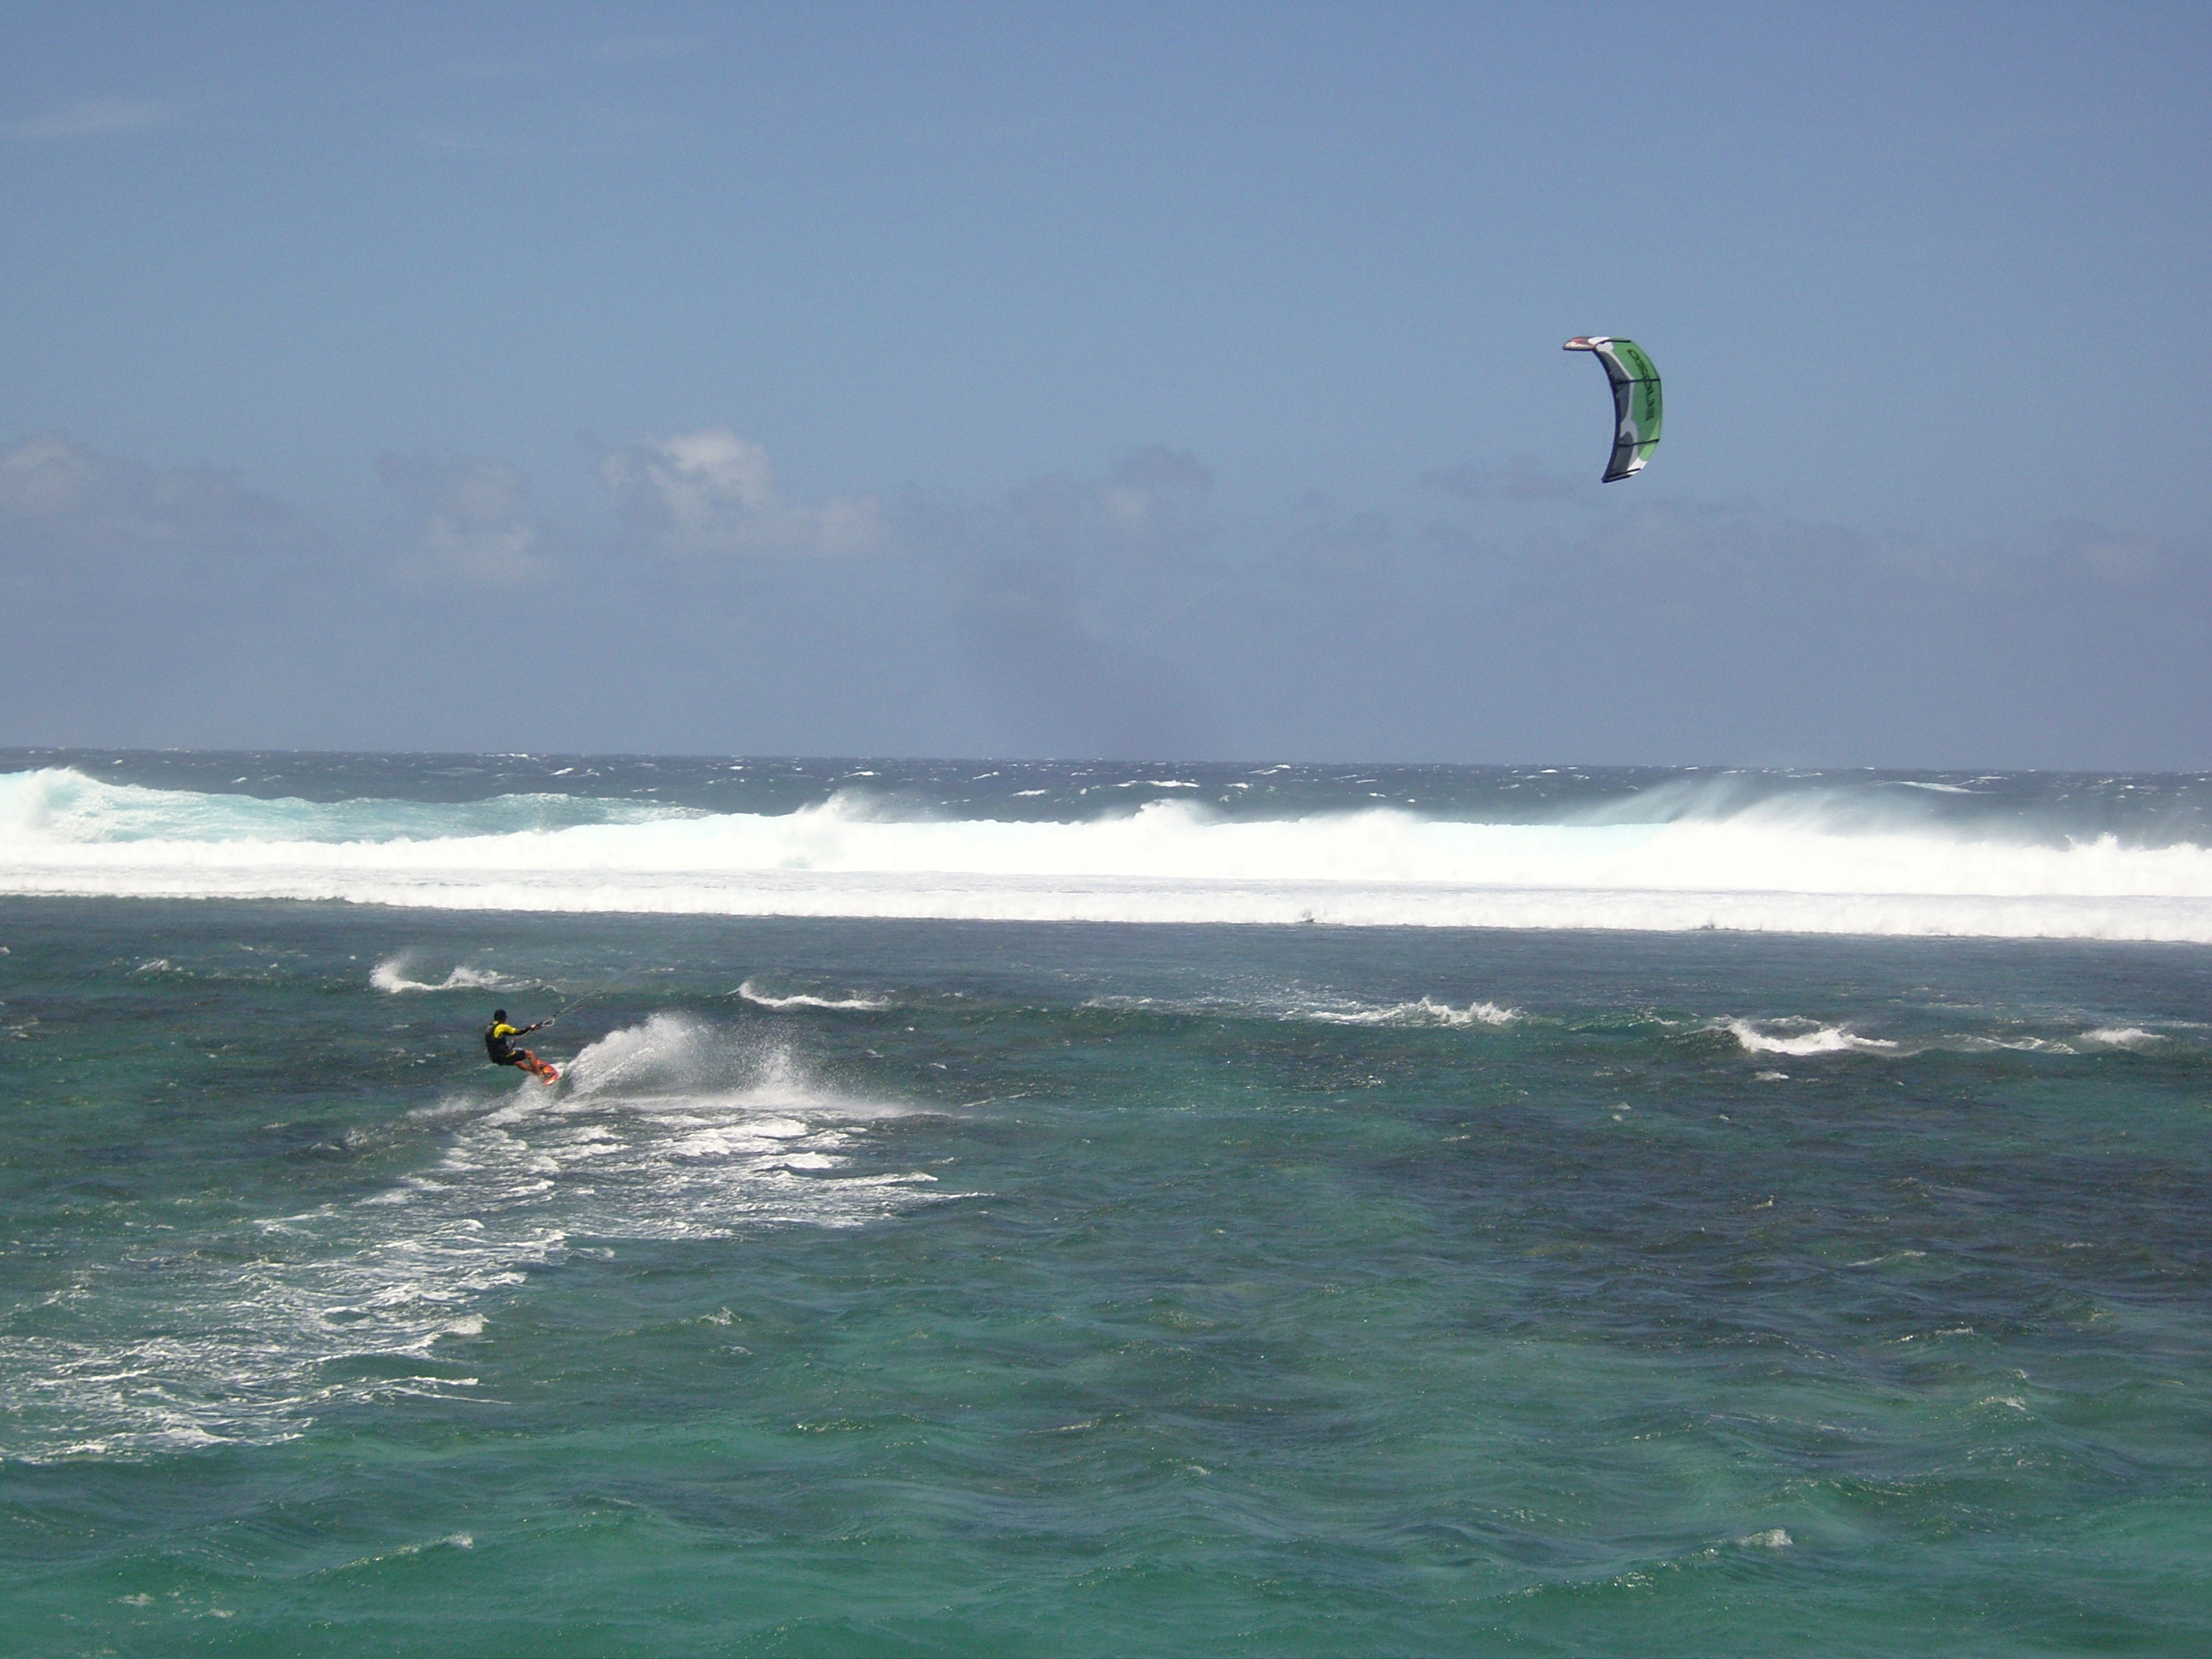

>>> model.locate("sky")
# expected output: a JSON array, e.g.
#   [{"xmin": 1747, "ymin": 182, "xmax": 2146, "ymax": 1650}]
[{"xmin": 3, "ymin": 1, "xmax": 2208, "ymax": 766}]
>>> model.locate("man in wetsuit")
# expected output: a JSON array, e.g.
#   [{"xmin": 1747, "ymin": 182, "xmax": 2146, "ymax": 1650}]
[{"xmin": 484, "ymin": 1010, "xmax": 558, "ymax": 1085}]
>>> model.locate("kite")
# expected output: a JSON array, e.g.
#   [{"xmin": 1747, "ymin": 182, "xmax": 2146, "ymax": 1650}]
[{"xmin": 1563, "ymin": 337, "xmax": 1661, "ymax": 482}]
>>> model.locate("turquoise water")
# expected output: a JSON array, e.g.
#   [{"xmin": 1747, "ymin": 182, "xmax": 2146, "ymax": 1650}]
[
  {"xmin": 4, "ymin": 755, "xmax": 2211, "ymax": 1652},
  {"xmin": 6, "ymin": 903, "xmax": 2211, "ymax": 1654}
]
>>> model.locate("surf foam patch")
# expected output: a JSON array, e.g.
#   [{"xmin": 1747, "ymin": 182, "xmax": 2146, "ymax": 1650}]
[
  {"xmin": 490, "ymin": 1014, "xmax": 943, "ymax": 1238},
  {"xmin": 12, "ymin": 769, "xmax": 2212, "ymax": 941}
]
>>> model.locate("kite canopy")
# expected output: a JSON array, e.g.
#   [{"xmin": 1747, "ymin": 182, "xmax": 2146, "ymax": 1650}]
[{"xmin": 1563, "ymin": 337, "xmax": 1661, "ymax": 482}]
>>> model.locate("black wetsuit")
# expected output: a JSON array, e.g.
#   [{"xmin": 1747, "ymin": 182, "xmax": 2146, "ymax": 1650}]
[{"xmin": 484, "ymin": 1022, "xmax": 531, "ymax": 1065}]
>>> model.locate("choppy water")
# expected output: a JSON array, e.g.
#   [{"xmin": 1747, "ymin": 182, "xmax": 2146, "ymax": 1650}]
[{"xmin": 3, "ymin": 754, "xmax": 2210, "ymax": 1654}]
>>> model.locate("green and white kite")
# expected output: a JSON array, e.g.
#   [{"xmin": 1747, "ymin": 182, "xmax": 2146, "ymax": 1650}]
[{"xmin": 1563, "ymin": 337, "xmax": 1661, "ymax": 482}]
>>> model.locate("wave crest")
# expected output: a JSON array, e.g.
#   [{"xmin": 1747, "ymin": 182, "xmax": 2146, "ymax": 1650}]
[
  {"xmin": 2082, "ymin": 1026, "xmax": 2162, "ymax": 1050},
  {"xmin": 735, "ymin": 980, "xmax": 893, "ymax": 1012},
  {"xmin": 1301, "ymin": 997, "xmax": 1518, "ymax": 1028}
]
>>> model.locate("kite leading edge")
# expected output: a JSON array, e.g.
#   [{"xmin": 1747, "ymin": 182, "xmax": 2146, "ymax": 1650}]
[{"xmin": 1563, "ymin": 337, "xmax": 1661, "ymax": 483}]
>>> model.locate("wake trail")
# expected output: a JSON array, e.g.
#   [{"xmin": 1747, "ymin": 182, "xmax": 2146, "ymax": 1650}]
[{"xmin": 0, "ymin": 1014, "xmax": 950, "ymax": 1463}]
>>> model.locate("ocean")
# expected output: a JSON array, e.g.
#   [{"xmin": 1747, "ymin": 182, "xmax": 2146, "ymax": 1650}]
[{"xmin": 2, "ymin": 751, "xmax": 2208, "ymax": 1654}]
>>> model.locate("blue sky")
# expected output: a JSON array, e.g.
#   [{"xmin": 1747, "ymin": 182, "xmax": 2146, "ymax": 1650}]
[{"xmin": 4, "ymin": 2, "xmax": 2207, "ymax": 763}]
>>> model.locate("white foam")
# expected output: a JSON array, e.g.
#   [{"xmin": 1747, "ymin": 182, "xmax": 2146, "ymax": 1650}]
[
  {"xmin": 0, "ymin": 1017, "xmax": 948, "ymax": 1463},
  {"xmin": 1724, "ymin": 1019, "xmax": 1901, "ymax": 1056},
  {"xmin": 1299, "ymin": 997, "xmax": 1518, "ymax": 1028},
  {"xmin": 9, "ymin": 766, "xmax": 2212, "ymax": 941},
  {"xmin": 370, "ymin": 957, "xmax": 520, "ymax": 994},
  {"xmin": 2082, "ymin": 1026, "xmax": 2161, "ymax": 1049},
  {"xmin": 1948, "ymin": 1033, "xmax": 2077, "ymax": 1054},
  {"xmin": 734, "ymin": 979, "xmax": 892, "ymax": 1012}
]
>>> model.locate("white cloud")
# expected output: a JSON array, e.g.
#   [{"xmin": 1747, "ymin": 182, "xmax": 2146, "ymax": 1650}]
[
  {"xmin": 8, "ymin": 98, "xmax": 181, "ymax": 141},
  {"xmin": 377, "ymin": 454, "xmax": 545, "ymax": 585},
  {"xmin": 600, "ymin": 428, "xmax": 881, "ymax": 558}
]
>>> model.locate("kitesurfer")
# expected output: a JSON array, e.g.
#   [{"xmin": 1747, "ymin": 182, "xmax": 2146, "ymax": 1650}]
[{"xmin": 484, "ymin": 1009, "xmax": 558, "ymax": 1085}]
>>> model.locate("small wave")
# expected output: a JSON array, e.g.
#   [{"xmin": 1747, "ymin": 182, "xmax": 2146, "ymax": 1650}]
[
  {"xmin": 370, "ymin": 957, "xmax": 521, "ymax": 995},
  {"xmin": 2082, "ymin": 1026, "xmax": 2161, "ymax": 1050},
  {"xmin": 734, "ymin": 979, "xmax": 892, "ymax": 1013},
  {"xmin": 1299, "ymin": 997, "xmax": 1518, "ymax": 1028},
  {"xmin": 1723, "ymin": 1019, "xmax": 1899, "ymax": 1057},
  {"xmin": 1948, "ymin": 1033, "xmax": 2078, "ymax": 1054}
]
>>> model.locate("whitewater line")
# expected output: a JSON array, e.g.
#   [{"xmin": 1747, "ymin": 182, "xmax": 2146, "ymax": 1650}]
[{"xmin": 7, "ymin": 862, "xmax": 2212, "ymax": 940}]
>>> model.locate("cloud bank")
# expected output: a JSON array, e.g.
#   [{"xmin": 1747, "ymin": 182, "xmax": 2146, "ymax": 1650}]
[
  {"xmin": 3, "ymin": 426, "xmax": 2206, "ymax": 766},
  {"xmin": 1, "ymin": 432, "xmax": 321, "ymax": 573}
]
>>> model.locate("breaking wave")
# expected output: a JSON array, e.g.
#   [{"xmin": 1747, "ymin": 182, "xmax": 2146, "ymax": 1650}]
[
  {"xmin": 2081, "ymin": 1026, "xmax": 2162, "ymax": 1050},
  {"xmin": 8, "ymin": 766, "xmax": 2212, "ymax": 940},
  {"xmin": 1723, "ymin": 1019, "xmax": 1902, "ymax": 1056},
  {"xmin": 370, "ymin": 957, "xmax": 525, "ymax": 994}
]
